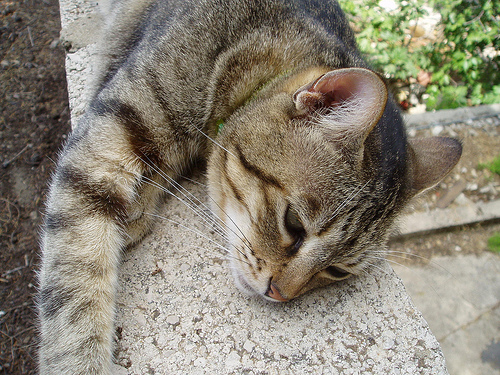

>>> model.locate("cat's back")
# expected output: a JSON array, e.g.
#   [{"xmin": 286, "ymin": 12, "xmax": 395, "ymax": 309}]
[
  {"xmin": 95, "ymin": 0, "xmax": 358, "ymax": 89},
  {"xmin": 106, "ymin": 0, "xmax": 354, "ymax": 36}
]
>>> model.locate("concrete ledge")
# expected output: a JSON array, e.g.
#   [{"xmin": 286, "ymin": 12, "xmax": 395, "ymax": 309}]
[
  {"xmin": 113, "ymin": 177, "xmax": 446, "ymax": 374},
  {"xmin": 59, "ymin": 1, "xmax": 448, "ymax": 373},
  {"xmin": 397, "ymin": 199, "xmax": 500, "ymax": 238},
  {"xmin": 404, "ymin": 104, "xmax": 500, "ymax": 129}
]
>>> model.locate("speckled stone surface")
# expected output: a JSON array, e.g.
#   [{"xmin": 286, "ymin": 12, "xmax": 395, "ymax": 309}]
[
  {"xmin": 58, "ymin": 1, "xmax": 448, "ymax": 373},
  {"xmin": 112, "ymin": 177, "xmax": 446, "ymax": 374}
]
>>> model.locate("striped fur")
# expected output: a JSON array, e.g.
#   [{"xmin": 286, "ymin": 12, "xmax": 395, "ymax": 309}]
[{"xmin": 38, "ymin": 0, "xmax": 461, "ymax": 373}]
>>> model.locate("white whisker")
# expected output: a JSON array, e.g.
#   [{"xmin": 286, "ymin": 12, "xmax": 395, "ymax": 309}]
[
  {"xmin": 365, "ymin": 252, "xmax": 445, "ymax": 299},
  {"xmin": 359, "ymin": 268, "xmax": 377, "ymax": 282},
  {"xmin": 329, "ymin": 179, "xmax": 371, "ymax": 222},
  {"xmin": 178, "ymin": 174, "xmax": 254, "ymax": 252},
  {"xmin": 363, "ymin": 261, "xmax": 391, "ymax": 277},
  {"xmin": 134, "ymin": 153, "xmax": 256, "ymax": 269},
  {"xmin": 136, "ymin": 154, "xmax": 255, "ymax": 254},
  {"xmin": 191, "ymin": 245, "xmax": 252, "ymax": 267},
  {"xmin": 363, "ymin": 254, "xmax": 409, "ymax": 271},
  {"xmin": 205, "ymin": 192, "xmax": 254, "ymax": 250},
  {"xmin": 193, "ymin": 126, "xmax": 236, "ymax": 158},
  {"xmin": 142, "ymin": 177, "xmax": 230, "ymax": 242},
  {"xmin": 384, "ymin": 250, "xmax": 454, "ymax": 277},
  {"xmin": 181, "ymin": 175, "xmax": 209, "ymax": 188},
  {"xmin": 145, "ymin": 213, "xmax": 233, "ymax": 255},
  {"xmin": 135, "ymin": 156, "xmax": 228, "ymax": 233},
  {"xmin": 141, "ymin": 178, "xmax": 252, "ymax": 261}
]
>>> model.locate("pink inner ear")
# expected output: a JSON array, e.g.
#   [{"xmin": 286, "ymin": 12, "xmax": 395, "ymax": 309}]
[
  {"xmin": 311, "ymin": 73, "xmax": 360, "ymax": 107},
  {"xmin": 319, "ymin": 84, "xmax": 353, "ymax": 107},
  {"xmin": 293, "ymin": 81, "xmax": 352, "ymax": 113},
  {"xmin": 294, "ymin": 69, "xmax": 374, "ymax": 113},
  {"xmin": 293, "ymin": 68, "xmax": 388, "ymax": 142},
  {"xmin": 293, "ymin": 68, "xmax": 387, "ymax": 147}
]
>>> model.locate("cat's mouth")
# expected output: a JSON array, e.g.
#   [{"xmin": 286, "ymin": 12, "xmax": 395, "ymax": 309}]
[
  {"xmin": 231, "ymin": 265, "xmax": 290, "ymax": 302},
  {"xmin": 231, "ymin": 266, "xmax": 258, "ymax": 296}
]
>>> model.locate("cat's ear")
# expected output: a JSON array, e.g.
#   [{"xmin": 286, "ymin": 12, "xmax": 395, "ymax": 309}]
[
  {"xmin": 406, "ymin": 137, "xmax": 462, "ymax": 194},
  {"xmin": 293, "ymin": 68, "xmax": 387, "ymax": 145}
]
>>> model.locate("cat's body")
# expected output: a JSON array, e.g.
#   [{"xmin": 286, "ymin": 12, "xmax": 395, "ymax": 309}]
[{"xmin": 38, "ymin": 0, "xmax": 462, "ymax": 373}]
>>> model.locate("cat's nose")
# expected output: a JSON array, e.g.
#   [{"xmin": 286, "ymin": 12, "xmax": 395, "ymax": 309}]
[{"xmin": 265, "ymin": 281, "xmax": 289, "ymax": 302}]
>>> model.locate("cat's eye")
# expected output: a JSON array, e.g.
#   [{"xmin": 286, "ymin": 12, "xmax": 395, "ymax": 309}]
[
  {"xmin": 284, "ymin": 205, "xmax": 305, "ymax": 255},
  {"xmin": 325, "ymin": 265, "xmax": 351, "ymax": 279},
  {"xmin": 285, "ymin": 206, "xmax": 305, "ymax": 235}
]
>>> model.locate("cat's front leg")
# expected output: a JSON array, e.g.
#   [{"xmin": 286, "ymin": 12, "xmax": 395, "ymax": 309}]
[{"xmin": 37, "ymin": 114, "xmax": 166, "ymax": 374}]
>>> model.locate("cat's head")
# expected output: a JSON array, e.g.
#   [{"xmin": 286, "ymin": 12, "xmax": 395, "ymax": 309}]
[{"xmin": 207, "ymin": 68, "xmax": 461, "ymax": 302}]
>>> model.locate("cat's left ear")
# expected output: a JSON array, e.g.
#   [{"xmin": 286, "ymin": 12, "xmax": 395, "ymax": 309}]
[{"xmin": 293, "ymin": 68, "xmax": 387, "ymax": 147}]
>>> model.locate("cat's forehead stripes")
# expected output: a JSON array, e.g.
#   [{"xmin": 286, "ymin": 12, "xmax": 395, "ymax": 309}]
[
  {"xmin": 305, "ymin": 195, "xmax": 322, "ymax": 216},
  {"xmin": 224, "ymin": 169, "xmax": 246, "ymax": 204},
  {"xmin": 235, "ymin": 145, "xmax": 284, "ymax": 191},
  {"xmin": 222, "ymin": 151, "xmax": 252, "ymax": 221}
]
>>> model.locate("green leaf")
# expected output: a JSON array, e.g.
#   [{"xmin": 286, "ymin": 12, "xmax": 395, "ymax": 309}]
[
  {"xmin": 478, "ymin": 154, "xmax": 500, "ymax": 175},
  {"xmin": 487, "ymin": 233, "xmax": 500, "ymax": 253}
]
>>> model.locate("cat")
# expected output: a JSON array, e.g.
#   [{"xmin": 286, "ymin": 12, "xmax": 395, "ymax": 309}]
[{"xmin": 37, "ymin": 0, "xmax": 462, "ymax": 373}]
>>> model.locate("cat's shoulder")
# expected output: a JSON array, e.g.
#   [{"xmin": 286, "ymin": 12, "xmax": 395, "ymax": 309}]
[{"xmin": 88, "ymin": 0, "xmax": 155, "ymax": 94}]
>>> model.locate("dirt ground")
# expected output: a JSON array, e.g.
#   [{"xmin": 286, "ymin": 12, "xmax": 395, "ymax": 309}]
[
  {"xmin": 1, "ymin": 0, "xmax": 70, "ymax": 373},
  {"xmin": 0, "ymin": 0, "xmax": 499, "ymax": 373}
]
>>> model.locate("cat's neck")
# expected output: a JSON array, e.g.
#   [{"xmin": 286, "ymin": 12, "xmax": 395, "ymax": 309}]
[{"xmin": 207, "ymin": 62, "xmax": 331, "ymax": 136}]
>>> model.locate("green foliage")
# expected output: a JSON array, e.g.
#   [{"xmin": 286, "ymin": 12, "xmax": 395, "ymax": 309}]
[
  {"xmin": 341, "ymin": 0, "xmax": 427, "ymax": 81},
  {"xmin": 478, "ymin": 154, "xmax": 500, "ymax": 175},
  {"xmin": 430, "ymin": 0, "xmax": 500, "ymax": 109},
  {"xmin": 487, "ymin": 233, "xmax": 500, "ymax": 253},
  {"xmin": 341, "ymin": 0, "xmax": 500, "ymax": 110}
]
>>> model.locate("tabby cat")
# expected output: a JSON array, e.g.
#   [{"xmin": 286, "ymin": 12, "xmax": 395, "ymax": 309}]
[{"xmin": 38, "ymin": 0, "xmax": 462, "ymax": 373}]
